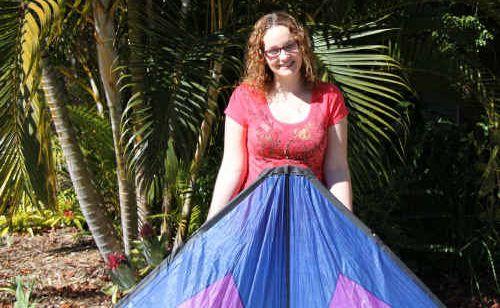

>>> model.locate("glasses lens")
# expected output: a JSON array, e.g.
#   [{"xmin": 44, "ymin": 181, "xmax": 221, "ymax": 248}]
[
  {"xmin": 264, "ymin": 41, "xmax": 298, "ymax": 58},
  {"xmin": 266, "ymin": 48, "xmax": 280, "ymax": 57},
  {"xmin": 284, "ymin": 42, "xmax": 298, "ymax": 53}
]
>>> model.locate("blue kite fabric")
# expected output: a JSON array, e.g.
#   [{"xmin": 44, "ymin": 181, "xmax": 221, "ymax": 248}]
[{"xmin": 117, "ymin": 166, "xmax": 444, "ymax": 307}]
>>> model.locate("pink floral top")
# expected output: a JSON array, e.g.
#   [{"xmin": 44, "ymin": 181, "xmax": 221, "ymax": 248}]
[{"xmin": 224, "ymin": 82, "xmax": 349, "ymax": 192}]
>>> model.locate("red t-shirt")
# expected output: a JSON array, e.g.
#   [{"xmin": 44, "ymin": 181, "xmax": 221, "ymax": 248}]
[{"xmin": 224, "ymin": 82, "xmax": 349, "ymax": 192}]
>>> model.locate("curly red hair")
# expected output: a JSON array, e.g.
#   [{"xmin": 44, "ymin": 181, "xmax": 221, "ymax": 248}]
[{"xmin": 242, "ymin": 12, "xmax": 317, "ymax": 92}]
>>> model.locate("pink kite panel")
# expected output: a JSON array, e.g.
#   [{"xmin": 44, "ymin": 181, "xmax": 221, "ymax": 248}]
[
  {"xmin": 330, "ymin": 274, "xmax": 391, "ymax": 308},
  {"xmin": 178, "ymin": 274, "xmax": 243, "ymax": 308}
]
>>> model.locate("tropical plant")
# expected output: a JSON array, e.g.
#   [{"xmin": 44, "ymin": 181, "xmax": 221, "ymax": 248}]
[
  {"xmin": 120, "ymin": 0, "xmax": 242, "ymax": 250},
  {"xmin": 93, "ymin": 0, "xmax": 139, "ymax": 256},
  {"xmin": 401, "ymin": 3, "xmax": 498, "ymax": 297},
  {"xmin": 0, "ymin": 0, "xmax": 59, "ymax": 216},
  {"xmin": 1, "ymin": 0, "xmax": 497, "ymax": 302},
  {"xmin": 349, "ymin": 0, "xmax": 499, "ymax": 299},
  {"xmin": 312, "ymin": 19, "xmax": 412, "ymax": 191},
  {"xmin": 0, "ymin": 276, "xmax": 36, "ymax": 308},
  {"xmin": 0, "ymin": 0, "xmax": 125, "ymax": 261}
]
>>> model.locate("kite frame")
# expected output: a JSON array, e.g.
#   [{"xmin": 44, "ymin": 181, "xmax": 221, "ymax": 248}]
[{"xmin": 117, "ymin": 165, "xmax": 445, "ymax": 307}]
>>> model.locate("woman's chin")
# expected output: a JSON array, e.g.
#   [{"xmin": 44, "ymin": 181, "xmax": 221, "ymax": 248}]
[{"xmin": 274, "ymin": 68, "xmax": 300, "ymax": 78}]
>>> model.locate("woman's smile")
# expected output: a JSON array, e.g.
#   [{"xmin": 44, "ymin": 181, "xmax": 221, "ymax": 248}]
[{"xmin": 263, "ymin": 25, "xmax": 302, "ymax": 79}]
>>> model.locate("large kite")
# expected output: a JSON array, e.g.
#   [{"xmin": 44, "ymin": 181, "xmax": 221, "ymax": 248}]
[{"xmin": 118, "ymin": 166, "xmax": 444, "ymax": 307}]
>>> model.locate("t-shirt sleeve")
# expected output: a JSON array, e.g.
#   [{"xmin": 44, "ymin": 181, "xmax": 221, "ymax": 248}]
[
  {"xmin": 327, "ymin": 84, "xmax": 349, "ymax": 126},
  {"xmin": 224, "ymin": 85, "xmax": 248, "ymax": 126}
]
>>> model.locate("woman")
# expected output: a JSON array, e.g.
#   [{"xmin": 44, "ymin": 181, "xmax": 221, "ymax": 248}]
[
  {"xmin": 118, "ymin": 12, "xmax": 443, "ymax": 308},
  {"xmin": 207, "ymin": 11, "xmax": 352, "ymax": 221}
]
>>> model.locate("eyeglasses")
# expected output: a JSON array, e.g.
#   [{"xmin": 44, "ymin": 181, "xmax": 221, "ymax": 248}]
[{"xmin": 263, "ymin": 41, "xmax": 299, "ymax": 59}]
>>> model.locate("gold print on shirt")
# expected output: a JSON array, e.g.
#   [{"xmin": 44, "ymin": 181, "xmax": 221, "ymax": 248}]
[
  {"xmin": 259, "ymin": 123, "xmax": 273, "ymax": 143},
  {"xmin": 288, "ymin": 123, "xmax": 321, "ymax": 161},
  {"xmin": 253, "ymin": 115, "xmax": 283, "ymax": 159},
  {"xmin": 252, "ymin": 114, "xmax": 326, "ymax": 163},
  {"xmin": 238, "ymin": 83, "xmax": 349, "ymax": 184},
  {"xmin": 294, "ymin": 123, "xmax": 312, "ymax": 140},
  {"xmin": 247, "ymin": 99, "xmax": 327, "ymax": 167}
]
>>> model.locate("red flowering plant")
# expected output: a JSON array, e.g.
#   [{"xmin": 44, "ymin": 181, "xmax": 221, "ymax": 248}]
[
  {"xmin": 138, "ymin": 223, "xmax": 166, "ymax": 267},
  {"xmin": 106, "ymin": 252, "xmax": 136, "ymax": 290},
  {"xmin": 63, "ymin": 210, "xmax": 74, "ymax": 219},
  {"xmin": 107, "ymin": 252, "xmax": 126, "ymax": 270}
]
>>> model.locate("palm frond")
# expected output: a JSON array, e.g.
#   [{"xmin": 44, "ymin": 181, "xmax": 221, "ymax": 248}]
[
  {"xmin": 66, "ymin": 105, "xmax": 118, "ymax": 203},
  {"xmin": 312, "ymin": 23, "xmax": 413, "ymax": 190},
  {"xmin": 120, "ymin": 1, "xmax": 242, "ymax": 195},
  {"xmin": 0, "ymin": 0, "xmax": 61, "ymax": 214}
]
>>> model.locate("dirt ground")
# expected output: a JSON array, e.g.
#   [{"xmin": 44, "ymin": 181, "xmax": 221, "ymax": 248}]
[
  {"xmin": 0, "ymin": 227, "xmax": 498, "ymax": 307},
  {"xmin": 0, "ymin": 227, "xmax": 111, "ymax": 307}
]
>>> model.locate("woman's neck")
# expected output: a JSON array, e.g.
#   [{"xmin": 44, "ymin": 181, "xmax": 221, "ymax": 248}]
[{"xmin": 272, "ymin": 75, "xmax": 303, "ymax": 94}]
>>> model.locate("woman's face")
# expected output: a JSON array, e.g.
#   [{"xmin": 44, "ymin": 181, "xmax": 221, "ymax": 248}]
[{"xmin": 262, "ymin": 25, "xmax": 302, "ymax": 80}]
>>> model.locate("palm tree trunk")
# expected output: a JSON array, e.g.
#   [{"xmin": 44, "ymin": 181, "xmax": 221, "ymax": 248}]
[
  {"xmin": 40, "ymin": 58, "xmax": 123, "ymax": 259},
  {"xmin": 93, "ymin": 0, "xmax": 137, "ymax": 255},
  {"xmin": 128, "ymin": 0, "xmax": 150, "ymax": 230},
  {"xmin": 171, "ymin": 0, "xmax": 229, "ymax": 251},
  {"xmin": 172, "ymin": 60, "xmax": 223, "ymax": 252},
  {"xmin": 161, "ymin": 185, "xmax": 174, "ymax": 251},
  {"xmin": 81, "ymin": 62, "xmax": 105, "ymax": 117}
]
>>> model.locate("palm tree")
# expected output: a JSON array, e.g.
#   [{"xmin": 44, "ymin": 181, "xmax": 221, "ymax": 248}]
[
  {"xmin": 120, "ymin": 1, "xmax": 413, "ymax": 255},
  {"xmin": 312, "ymin": 21, "xmax": 413, "ymax": 191},
  {"xmin": 41, "ymin": 57, "xmax": 123, "ymax": 258},
  {"xmin": 120, "ymin": 0, "xmax": 237, "ymax": 249},
  {"xmin": 127, "ymin": 0, "xmax": 151, "ymax": 230},
  {"xmin": 172, "ymin": 0, "xmax": 232, "ymax": 250},
  {"xmin": 0, "ymin": 0, "xmax": 124, "ymax": 260},
  {"xmin": 93, "ymin": 0, "xmax": 138, "ymax": 255},
  {"xmin": 0, "ymin": 0, "xmax": 58, "ymax": 215}
]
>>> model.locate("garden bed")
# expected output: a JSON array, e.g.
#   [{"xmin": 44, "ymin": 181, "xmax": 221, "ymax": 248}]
[
  {"xmin": 0, "ymin": 227, "xmax": 497, "ymax": 307},
  {"xmin": 0, "ymin": 227, "xmax": 111, "ymax": 307}
]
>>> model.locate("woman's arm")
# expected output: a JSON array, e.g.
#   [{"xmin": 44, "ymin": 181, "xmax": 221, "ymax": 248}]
[
  {"xmin": 323, "ymin": 118, "xmax": 353, "ymax": 211},
  {"xmin": 206, "ymin": 117, "xmax": 247, "ymax": 221}
]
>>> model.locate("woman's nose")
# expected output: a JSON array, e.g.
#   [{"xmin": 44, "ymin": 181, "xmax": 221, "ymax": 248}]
[{"xmin": 278, "ymin": 50, "xmax": 291, "ymax": 60}]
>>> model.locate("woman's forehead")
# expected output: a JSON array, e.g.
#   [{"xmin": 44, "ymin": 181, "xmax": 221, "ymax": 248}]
[{"xmin": 263, "ymin": 25, "xmax": 294, "ymax": 47}]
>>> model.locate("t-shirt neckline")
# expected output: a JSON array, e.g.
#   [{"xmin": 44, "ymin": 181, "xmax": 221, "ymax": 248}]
[{"xmin": 264, "ymin": 85, "xmax": 317, "ymax": 126}]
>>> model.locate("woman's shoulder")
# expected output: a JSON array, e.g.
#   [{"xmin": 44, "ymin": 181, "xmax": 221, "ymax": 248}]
[
  {"xmin": 314, "ymin": 81, "xmax": 342, "ymax": 96},
  {"xmin": 231, "ymin": 82, "xmax": 266, "ymax": 106},
  {"xmin": 312, "ymin": 82, "xmax": 344, "ymax": 111},
  {"xmin": 225, "ymin": 83, "xmax": 264, "ymax": 123},
  {"xmin": 314, "ymin": 82, "xmax": 349, "ymax": 124},
  {"xmin": 235, "ymin": 82, "xmax": 264, "ymax": 96}
]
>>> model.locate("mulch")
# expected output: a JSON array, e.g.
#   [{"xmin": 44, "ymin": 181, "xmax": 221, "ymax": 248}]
[
  {"xmin": 0, "ymin": 227, "xmax": 498, "ymax": 307},
  {"xmin": 0, "ymin": 227, "xmax": 111, "ymax": 307}
]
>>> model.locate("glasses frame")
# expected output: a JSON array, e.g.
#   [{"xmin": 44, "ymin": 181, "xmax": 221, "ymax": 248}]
[{"xmin": 263, "ymin": 41, "xmax": 299, "ymax": 60}]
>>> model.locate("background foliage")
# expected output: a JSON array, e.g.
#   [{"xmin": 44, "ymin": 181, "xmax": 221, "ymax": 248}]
[{"xmin": 0, "ymin": 0, "xmax": 498, "ymax": 304}]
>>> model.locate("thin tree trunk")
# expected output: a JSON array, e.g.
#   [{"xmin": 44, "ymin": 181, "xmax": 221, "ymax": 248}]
[
  {"xmin": 41, "ymin": 58, "xmax": 123, "ymax": 259},
  {"xmin": 93, "ymin": 0, "xmax": 137, "ymax": 255},
  {"xmin": 81, "ymin": 63, "xmax": 105, "ymax": 117},
  {"xmin": 128, "ymin": 0, "xmax": 149, "ymax": 230},
  {"xmin": 171, "ymin": 0, "xmax": 228, "ymax": 251},
  {"xmin": 162, "ymin": 0, "xmax": 191, "ymax": 250},
  {"xmin": 135, "ymin": 170, "xmax": 148, "ymax": 229},
  {"xmin": 172, "ymin": 60, "xmax": 223, "ymax": 252},
  {"xmin": 161, "ymin": 185, "xmax": 174, "ymax": 251}
]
